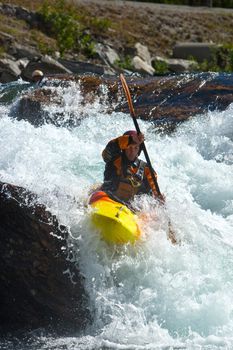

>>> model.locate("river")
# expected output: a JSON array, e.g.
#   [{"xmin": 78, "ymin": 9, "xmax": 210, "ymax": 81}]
[{"xmin": 0, "ymin": 76, "xmax": 233, "ymax": 349}]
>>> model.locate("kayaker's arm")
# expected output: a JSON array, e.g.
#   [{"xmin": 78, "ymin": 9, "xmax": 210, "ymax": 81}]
[{"xmin": 102, "ymin": 135, "xmax": 134, "ymax": 163}]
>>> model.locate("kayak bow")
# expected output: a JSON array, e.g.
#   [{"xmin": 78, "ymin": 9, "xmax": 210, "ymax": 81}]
[{"xmin": 89, "ymin": 191, "xmax": 141, "ymax": 244}]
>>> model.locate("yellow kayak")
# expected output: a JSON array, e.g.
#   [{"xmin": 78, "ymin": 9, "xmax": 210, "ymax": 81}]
[{"xmin": 89, "ymin": 191, "xmax": 141, "ymax": 244}]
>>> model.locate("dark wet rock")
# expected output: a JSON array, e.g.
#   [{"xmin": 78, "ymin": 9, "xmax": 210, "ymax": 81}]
[
  {"xmin": 13, "ymin": 73, "xmax": 233, "ymax": 130},
  {"xmin": 12, "ymin": 74, "xmax": 119, "ymax": 127},
  {"xmin": 21, "ymin": 56, "xmax": 72, "ymax": 82},
  {"xmin": 0, "ymin": 58, "xmax": 21, "ymax": 83},
  {"xmin": 117, "ymin": 73, "xmax": 233, "ymax": 127},
  {"xmin": 13, "ymin": 86, "xmax": 79, "ymax": 128},
  {"xmin": 13, "ymin": 77, "xmax": 87, "ymax": 128},
  {"xmin": 58, "ymin": 58, "xmax": 113, "ymax": 76},
  {"xmin": 0, "ymin": 181, "xmax": 90, "ymax": 334}
]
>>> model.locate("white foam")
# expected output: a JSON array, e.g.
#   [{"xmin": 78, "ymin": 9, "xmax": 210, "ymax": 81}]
[{"xmin": 0, "ymin": 84, "xmax": 233, "ymax": 349}]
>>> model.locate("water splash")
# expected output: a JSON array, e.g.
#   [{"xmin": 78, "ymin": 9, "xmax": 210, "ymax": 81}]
[{"xmin": 0, "ymin": 80, "xmax": 233, "ymax": 349}]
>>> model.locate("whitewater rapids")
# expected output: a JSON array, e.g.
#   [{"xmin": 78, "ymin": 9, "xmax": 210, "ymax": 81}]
[{"xmin": 0, "ymin": 80, "xmax": 233, "ymax": 350}]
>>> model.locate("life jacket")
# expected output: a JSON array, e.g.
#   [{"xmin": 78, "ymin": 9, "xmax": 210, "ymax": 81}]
[{"xmin": 114, "ymin": 158, "xmax": 146, "ymax": 201}]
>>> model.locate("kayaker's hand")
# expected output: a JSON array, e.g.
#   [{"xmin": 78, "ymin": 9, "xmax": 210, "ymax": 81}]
[{"xmin": 131, "ymin": 132, "xmax": 144, "ymax": 145}]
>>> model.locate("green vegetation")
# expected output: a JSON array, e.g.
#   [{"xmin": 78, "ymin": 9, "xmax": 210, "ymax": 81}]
[
  {"xmin": 114, "ymin": 56, "xmax": 134, "ymax": 71},
  {"xmin": 0, "ymin": 12, "xmax": 58, "ymax": 56},
  {"xmin": 89, "ymin": 18, "xmax": 112, "ymax": 34},
  {"xmin": 0, "ymin": 14, "xmax": 27, "ymax": 36},
  {"xmin": 0, "ymin": 46, "xmax": 6, "ymax": 58},
  {"xmin": 152, "ymin": 60, "xmax": 169, "ymax": 74},
  {"xmin": 38, "ymin": 0, "xmax": 111, "ymax": 57},
  {"xmin": 30, "ymin": 29, "xmax": 58, "ymax": 55},
  {"xmin": 1, "ymin": 0, "xmax": 233, "ymax": 73},
  {"xmin": 39, "ymin": 0, "xmax": 94, "ymax": 57},
  {"xmin": 192, "ymin": 46, "xmax": 233, "ymax": 72}
]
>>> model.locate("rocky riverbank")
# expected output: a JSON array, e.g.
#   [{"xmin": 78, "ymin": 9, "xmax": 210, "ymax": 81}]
[{"xmin": 1, "ymin": 1, "xmax": 233, "ymax": 82}]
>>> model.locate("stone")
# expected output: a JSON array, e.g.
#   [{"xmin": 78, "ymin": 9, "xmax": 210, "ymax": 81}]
[
  {"xmin": 16, "ymin": 58, "xmax": 30, "ymax": 70},
  {"xmin": 0, "ymin": 58, "xmax": 21, "ymax": 83},
  {"xmin": 8, "ymin": 42, "xmax": 39, "ymax": 60},
  {"xmin": 167, "ymin": 58, "xmax": 197, "ymax": 73},
  {"xmin": 95, "ymin": 43, "xmax": 120, "ymax": 66},
  {"xmin": 132, "ymin": 56, "xmax": 155, "ymax": 76},
  {"xmin": 173, "ymin": 42, "xmax": 218, "ymax": 63},
  {"xmin": 152, "ymin": 56, "xmax": 198, "ymax": 73},
  {"xmin": 135, "ymin": 42, "xmax": 152, "ymax": 65},
  {"xmin": 13, "ymin": 73, "xmax": 233, "ymax": 131},
  {"xmin": 21, "ymin": 55, "xmax": 72, "ymax": 82},
  {"xmin": 59, "ymin": 58, "xmax": 106, "ymax": 75},
  {"xmin": 0, "ymin": 181, "xmax": 90, "ymax": 334}
]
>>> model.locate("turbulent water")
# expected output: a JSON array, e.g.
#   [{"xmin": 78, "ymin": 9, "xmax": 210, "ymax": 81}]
[{"xmin": 0, "ymin": 77, "xmax": 233, "ymax": 350}]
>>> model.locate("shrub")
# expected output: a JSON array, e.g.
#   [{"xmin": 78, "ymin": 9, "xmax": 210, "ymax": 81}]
[
  {"xmin": 152, "ymin": 59, "xmax": 169, "ymax": 74},
  {"xmin": 39, "ymin": 0, "xmax": 96, "ymax": 57},
  {"xmin": 193, "ymin": 46, "xmax": 233, "ymax": 72},
  {"xmin": 114, "ymin": 56, "xmax": 134, "ymax": 70},
  {"xmin": 90, "ymin": 18, "xmax": 111, "ymax": 33}
]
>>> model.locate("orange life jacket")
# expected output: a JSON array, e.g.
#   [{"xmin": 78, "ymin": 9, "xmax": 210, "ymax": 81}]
[{"xmin": 113, "ymin": 158, "xmax": 147, "ymax": 201}]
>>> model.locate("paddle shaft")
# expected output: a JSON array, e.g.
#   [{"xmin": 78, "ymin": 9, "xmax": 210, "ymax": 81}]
[{"xmin": 120, "ymin": 74, "xmax": 162, "ymax": 196}]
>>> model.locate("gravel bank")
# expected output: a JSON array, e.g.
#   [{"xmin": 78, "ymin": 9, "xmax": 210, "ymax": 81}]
[{"xmin": 74, "ymin": 0, "xmax": 233, "ymax": 57}]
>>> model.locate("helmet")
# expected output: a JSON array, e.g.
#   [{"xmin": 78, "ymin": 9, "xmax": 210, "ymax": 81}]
[
  {"xmin": 123, "ymin": 130, "xmax": 142, "ymax": 155},
  {"xmin": 32, "ymin": 70, "xmax": 44, "ymax": 78},
  {"xmin": 123, "ymin": 130, "xmax": 138, "ymax": 140}
]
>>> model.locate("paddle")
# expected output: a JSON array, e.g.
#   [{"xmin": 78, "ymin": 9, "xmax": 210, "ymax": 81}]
[
  {"xmin": 120, "ymin": 74, "xmax": 162, "ymax": 197},
  {"xmin": 119, "ymin": 74, "xmax": 177, "ymax": 244}
]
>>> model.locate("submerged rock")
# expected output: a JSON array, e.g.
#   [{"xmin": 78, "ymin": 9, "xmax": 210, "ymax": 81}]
[{"xmin": 0, "ymin": 182, "xmax": 90, "ymax": 334}]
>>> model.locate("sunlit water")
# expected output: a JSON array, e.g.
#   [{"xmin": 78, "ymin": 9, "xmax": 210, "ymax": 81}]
[{"xmin": 0, "ymin": 79, "xmax": 233, "ymax": 349}]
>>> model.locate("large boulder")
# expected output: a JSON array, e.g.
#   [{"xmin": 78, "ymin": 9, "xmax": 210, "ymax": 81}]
[
  {"xmin": 135, "ymin": 42, "xmax": 152, "ymax": 65},
  {"xmin": 118, "ymin": 74, "xmax": 233, "ymax": 127},
  {"xmin": 13, "ymin": 73, "xmax": 233, "ymax": 130},
  {"xmin": 12, "ymin": 75, "xmax": 120, "ymax": 127},
  {"xmin": 95, "ymin": 42, "xmax": 120, "ymax": 67},
  {"xmin": 173, "ymin": 42, "xmax": 218, "ymax": 63},
  {"xmin": 0, "ymin": 182, "xmax": 90, "ymax": 334},
  {"xmin": 132, "ymin": 56, "xmax": 155, "ymax": 76},
  {"xmin": 13, "ymin": 87, "xmax": 69, "ymax": 127},
  {"xmin": 58, "ymin": 58, "xmax": 108, "ymax": 75},
  {"xmin": 152, "ymin": 56, "xmax": 198, "ymax": 73},
  {"xmin": 0, "ymin": 58, "xmax": 21, "ymax": 83},
  {"xmin": 21, "ymin": 55, "xmax": 72, "ymax": 82}
]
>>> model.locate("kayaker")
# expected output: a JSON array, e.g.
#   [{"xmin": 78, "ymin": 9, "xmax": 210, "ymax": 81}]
[{"xmin": 101, "ymin": 130, "xmax": 165, "ymax": 204}]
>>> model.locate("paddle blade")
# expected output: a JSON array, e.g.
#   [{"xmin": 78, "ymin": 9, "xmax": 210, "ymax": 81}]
[{"xmin": 120, "ymin": 74, "xmax": 137, "ymax": 118}]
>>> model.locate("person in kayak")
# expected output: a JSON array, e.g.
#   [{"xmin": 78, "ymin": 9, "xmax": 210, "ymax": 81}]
[
  {"xmin": 101, "ymin": 130, "xmax": 164, "ymax": 204},
  {"xmin": 91, "ymin": 130, "xmax": 177, "ymax": 244}
]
